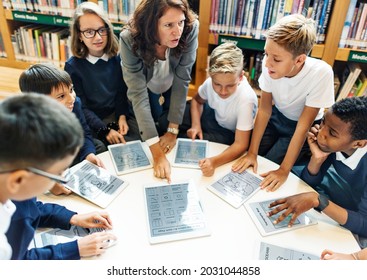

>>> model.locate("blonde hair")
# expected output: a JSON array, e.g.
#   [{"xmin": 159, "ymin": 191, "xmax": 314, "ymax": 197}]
[
  {"xmin": 266, "ymin": 14, "xmax": 316, "ymax": 57},
  {"xmin": 209, "ymin": 42, "xmax": 243, "ymax": 75},
  {"xmin": 70, "ymin": 2, "xmax": 119, "ymax": 58}
]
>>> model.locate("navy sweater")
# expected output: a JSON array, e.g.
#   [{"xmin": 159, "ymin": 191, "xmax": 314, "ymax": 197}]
[
  {"xmin": 65, "ymin": 55, "xmax": 129, "ymax": 134},
  {"xmin": 301, "ymin": 152, "xmax": 367, "ymax": 237},
  {"xmin": 6, "ymin": 198, "xmax": 79, "ymax": 260},
  {"xmin": 73, "ymin": 96, "xmax": 96, "ymax": 161}
]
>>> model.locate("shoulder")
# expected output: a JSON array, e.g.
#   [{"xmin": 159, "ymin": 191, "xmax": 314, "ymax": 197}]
[
  {"xmin": 305, "ymin": 57, "xmax": 332, "ymax": 73},
  {"xmin": 120, "ymin": 29, "xmax": 133, "ymax": 45}
]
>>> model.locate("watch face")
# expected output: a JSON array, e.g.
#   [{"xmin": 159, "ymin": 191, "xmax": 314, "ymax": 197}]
[{"xmin": 168, "ymin": 128, "xmax": 179, "ymax": 135}]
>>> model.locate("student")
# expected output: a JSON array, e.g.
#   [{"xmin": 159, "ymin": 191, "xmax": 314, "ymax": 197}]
[
  {"xmin": 321, "ymin": 248, "xmax": 367, "ymax": 260},
  {"xmin": 185, "ymin": 42, "xmax": 258, "ymax": 176},
  {"xmin": 267, "ymin": 96, "xmax": 367, "ymax": 246},
  {"xmin": 120, "ymin": 0, "xmax": 198, "ymax": 182},
  {"xmin": 19, "ymin": 63, "xmax": 104, "ymax": 195},
  {"xmin": 232, "ymin": 14, "xmax": 334, "ymax": 191},
  {"xmin": 1, "ymin": 94, "xmax": 115, "ymax": 260},
  {"xmin": 66, "ymin": 1, "xmax": 140, "ymax": 146}
]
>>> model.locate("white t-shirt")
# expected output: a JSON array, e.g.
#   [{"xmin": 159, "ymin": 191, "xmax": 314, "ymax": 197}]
[
  {"xmin": 259, "ymin": 56, "xmax": 335, "ymax": 121},
  {"xmin": 198, "ymin": 77, "xmax": 258, "ymax": 132},
  {"xmin": 0, "ymin": 200, "xmax": 16, "ymax": 260},
  {"xmin": 147, "ymin": 49, "xmax": 173, "ymax": 94}
]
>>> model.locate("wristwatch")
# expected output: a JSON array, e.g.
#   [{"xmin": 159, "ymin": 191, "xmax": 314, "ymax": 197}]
[
  {"xmin": 167, "ymin": 127, "xmax": 179, "ymax": 135},
  {"xmin": 314, "ymin": 194, "xmax": 329, "ymax": 212}
]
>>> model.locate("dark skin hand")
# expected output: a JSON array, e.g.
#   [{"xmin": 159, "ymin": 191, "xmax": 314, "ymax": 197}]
[{"xmin": 267, "ymin": 192, "xmax": 318, "ymax": 226}]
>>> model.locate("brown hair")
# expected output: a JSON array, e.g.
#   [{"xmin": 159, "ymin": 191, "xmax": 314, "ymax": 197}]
[
  {"xmin": 126, "ymin": 0, "xmax": 197, "ymax": 66},
  {"xmin": 70, "ymin": 1, "xmax": 119, "ymax": 58}
]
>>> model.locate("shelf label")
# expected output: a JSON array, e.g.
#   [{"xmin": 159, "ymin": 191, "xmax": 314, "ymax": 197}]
[
  {"xmin": 348, "ymin": 51, "xmax": 367, "ymax": 63},
  {"xmin": 218, "ymin": 35, "xmax": 265, "ymax": 51},
  {"xmin": 12, "ymin": 11, "xmax": 71, "ymax": 27}
]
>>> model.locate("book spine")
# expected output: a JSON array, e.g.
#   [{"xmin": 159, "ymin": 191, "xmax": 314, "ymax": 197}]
[{"xmin": 339, "ymin": 0, "xmax": 358, "ymax": 48}]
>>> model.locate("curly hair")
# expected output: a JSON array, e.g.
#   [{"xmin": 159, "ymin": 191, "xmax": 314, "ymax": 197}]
[
  {"xmin": 127, "ymin": 0, "xmax": 197, "ymax": 66},
  {"xmin": 332, "ymin": 96, "xmax": 367, "ymax": 140}
]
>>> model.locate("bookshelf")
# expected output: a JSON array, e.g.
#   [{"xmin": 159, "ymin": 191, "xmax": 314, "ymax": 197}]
[
  {"xmin": 1, "ymin": 0, "xmax": 366, "ymax": 96},
  {"xmin": 194, "ymin": 0, "xmax": 367, "ymax": 94}
]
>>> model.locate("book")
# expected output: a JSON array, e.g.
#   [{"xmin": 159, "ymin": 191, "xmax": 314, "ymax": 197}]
[
  {"xmin": 258, "ymin": 242, "xmax": 319, "ymax": 260},
  {"xmin": 144, "ymin": 180, "xmax": 211, "ymax": 244},
  {"xmin": 207, "ymin": 170, "xmax": 262, "ymax": 208},
  {"xmin": 245, "ymin": 198, "xmax": 318, "ymax": 236},
  {"xmin": 336, "ymin": 63, "xmax": 362, "ymax": 101},
  {"xmin": 357, "ymin": 73, "xmax": 367, "ymax": 97}
]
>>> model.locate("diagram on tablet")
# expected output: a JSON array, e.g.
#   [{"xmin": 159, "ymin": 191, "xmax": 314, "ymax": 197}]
[
  {"xmin": 245, "ymin": 198, "xmax": 317, "ymax": 236},
  {"xmin": 207, "ymin": 170, "xmax": 262, "ymax": 208},
  {"xmin": 258, "ymin": 242, "xmax": 318, "ymax": 260},
  {"xmin": 108, "ymin": 140, "xmax": 152, "ymax": 175},
  {"xmin": 144, "ymin": 181, "xmax": 211, "ymax": 244},
  {"xmin": 173, "ymin": 138, "xmax": 208, "ymax": 168}
]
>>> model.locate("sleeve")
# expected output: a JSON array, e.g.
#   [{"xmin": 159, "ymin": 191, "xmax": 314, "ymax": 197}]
[
  {"xmin": 305, "ymin": 61, "xmax": 335, "ymax": 109},
  {"xmin": 114, "ymin": 56, "xmax": 130, "ymax": 118},
  {"xmin": 167, "ymin": 20, "xmax": 199, "ymax": 125},
  {"xmin": 65, "ymin": 60, "xmax": 107, "ymax": 134},
  {"xmin": 120, "ymin": 30, "xmax": 158, "ymax": 141},
  {"xmin": 23, "ymin": 241, "xmax": 80, "ymax": 260},
  {"xmin": 73, "ymin": 98, "xmax": 96, "ymax": 160},
  {"xmin": 300, "ymin": 156, "xmax": 333, "ymax": 189},
  {"xmin": 344, "ymin": 183, "xmax": 367, "ymax": 237}
]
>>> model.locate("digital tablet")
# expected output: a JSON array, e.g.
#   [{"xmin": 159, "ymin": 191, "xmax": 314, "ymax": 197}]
[
  {"xmin": 64, "ymin": 160, "xmax": 128, "ymax": 208},
  {"xmin": 143, "ymin": 180, "xmax": 211, "ymax": 244},
  {"xmin": 172, "ymin": 138, "xmax": 209, "ymax": 168},
  {"xmin": 32, "ymin": 225, "xmax": 116, "ymax": 248},
  {"xmin": 257, "ymin": 241, "xmax": 319, "ymax": 260},
  {"xmin": 207, "ymin": 170, "xmax": 262, "ymax": 208},
  {"xmin": 245, "ymin": 198, "xmax": 318, "ymax": 236},
  {"xmin": 108, "ymin": 140, "xmax": 153, "ymax": 175}
]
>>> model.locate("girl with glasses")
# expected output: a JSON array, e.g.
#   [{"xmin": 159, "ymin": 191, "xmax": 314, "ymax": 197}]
[{"xmin": 66, "ymin": 2, "xmax": 140, "ymax": 147}]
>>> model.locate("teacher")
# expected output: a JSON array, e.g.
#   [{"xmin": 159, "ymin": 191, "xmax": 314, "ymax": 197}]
[{"xmin": 120, "ymin": 0, "xmax": 198, "ymax": 182}]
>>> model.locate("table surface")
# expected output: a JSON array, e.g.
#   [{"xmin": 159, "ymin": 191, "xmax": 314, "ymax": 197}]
[{"xmin": 39, "ymin": 141, "xmax": 360, "ymax": 260}]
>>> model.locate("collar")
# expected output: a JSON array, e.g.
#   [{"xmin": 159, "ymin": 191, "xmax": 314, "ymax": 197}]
[
  {"xmin": 86, "ymin": 53, "xmax": 109, "ymax": 64},
  {"xmin": 335, "ymin": 146, "xmax": 367, "ymax": 170}
]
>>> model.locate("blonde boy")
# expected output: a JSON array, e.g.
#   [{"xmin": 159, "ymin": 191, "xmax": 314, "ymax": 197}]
[
  {"xmin": 232, "ymin": 14, "xmax": 334, "ymax": 191},
  {"xmin": 187, "ymin": 42, "xmax": 258, "ymax": 176}
]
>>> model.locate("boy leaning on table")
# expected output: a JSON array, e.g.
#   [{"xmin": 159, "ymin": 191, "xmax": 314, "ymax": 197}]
[
  {"xmin": 266, "ymin": 96, "xmax": 367, "ymax": 249},
  {"xmin": 0, "ymin": 94, "xmax": 116, "ymax": 260}
]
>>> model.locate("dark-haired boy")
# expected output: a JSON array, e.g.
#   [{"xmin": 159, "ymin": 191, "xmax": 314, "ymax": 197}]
[
  {"xmin": 19, "ymin": 63, "xmax": 106, "ymax": 195},
  {"xmin": 267, "ymin": 96, "xmax": 367, "ymax": 245}
]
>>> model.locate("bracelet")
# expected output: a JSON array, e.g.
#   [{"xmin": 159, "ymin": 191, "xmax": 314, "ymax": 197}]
[
  {"xmin": 352, "ymin": 252, "xmax": 359, "ymax": 260},
  {"xmin": 97, "ymin": 126, "xmax": 110, "ymax": 139}
]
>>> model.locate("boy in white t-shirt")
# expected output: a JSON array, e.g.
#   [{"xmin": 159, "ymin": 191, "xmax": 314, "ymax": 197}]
[
  {"xmin": 186, "ymin": 42, "xmax": 258, "ymax": 176},
  {"xmin": 232, "ymin": 14, "xmax": 334, "ymax": 191}
]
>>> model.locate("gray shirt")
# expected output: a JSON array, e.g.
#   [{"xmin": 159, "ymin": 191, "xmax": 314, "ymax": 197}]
[{"xmin": 119, "ymin": 20, "xmax": 199, "ymax": 141}]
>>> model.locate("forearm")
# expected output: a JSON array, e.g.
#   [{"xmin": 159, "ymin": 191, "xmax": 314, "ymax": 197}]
[
  {"xmin": 323, "ymin": 201, "xmax": 348, "ymax": 226},
  {"xmin": 211, "ymin": 141, "xmax": 248, "ymax": 168},
  {"xmin": 190, "ymin": 99, "xmax": 203, "ymax": 128},
  {"xmin": 248, "ymin": 110, "xmax": 271, "ymax": 155}
]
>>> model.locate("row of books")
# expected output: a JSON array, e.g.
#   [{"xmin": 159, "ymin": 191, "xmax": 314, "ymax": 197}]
[
  {"xmin": 209, "ymin": 0, "xmax": 334, "ymax": 43},
  {"xmin": 2, "ymin": 0, "xmax": 139, "ymax": 22},
  {"xmin": 11, "ymin": 24, "xmax": 71, "ymax": 66},
  {"xmin": 335, "ymin": 63, "xmax": 367, "ymax": 101},
  {"xmin": 339, "ymin": 0, "xmax": 367, "ymax": 50}
]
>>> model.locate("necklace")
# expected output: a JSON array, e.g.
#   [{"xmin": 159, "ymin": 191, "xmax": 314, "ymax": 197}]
[{"xmin": 159, "ymin": 93, "xmax": 165, "ymax": 106}]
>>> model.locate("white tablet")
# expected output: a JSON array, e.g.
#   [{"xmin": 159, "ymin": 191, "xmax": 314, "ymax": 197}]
[
  {"xmin": 172, "ymin": 138, "xmax": 209, "ymax": 169},
  {"xmin": 108, "ymin": 140, "xmax": 153, "ymax": 175},
  {"xmin": 257, "ymin": 241, "xmax": 319, "ymax": 260},
  {"xmin": 245, "ymin": 198, "xmax": 318, "ymax": 236},
  {"xmin": 32, "ymin": 225, "xmax": 116, "ymax": 248},
  {"xmin": 64, "ymin": 160, "xmax": 128, "ymax": 208},
  {"xmin": 143, "ymin": 180, "xmax": 211, "ymax": 244},
  {"xmin": 207, "ymin": 170, "xmax": 262, "ymax": 208}
]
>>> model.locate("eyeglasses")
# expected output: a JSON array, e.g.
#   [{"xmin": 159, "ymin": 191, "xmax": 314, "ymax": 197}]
[
  {"xmin": 79, "ymin": 27, "xmax": 109, "ymax": 39},
  {"xmin": 0, "ymin": 167, "xmax": 70, "ymax": 184}
]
